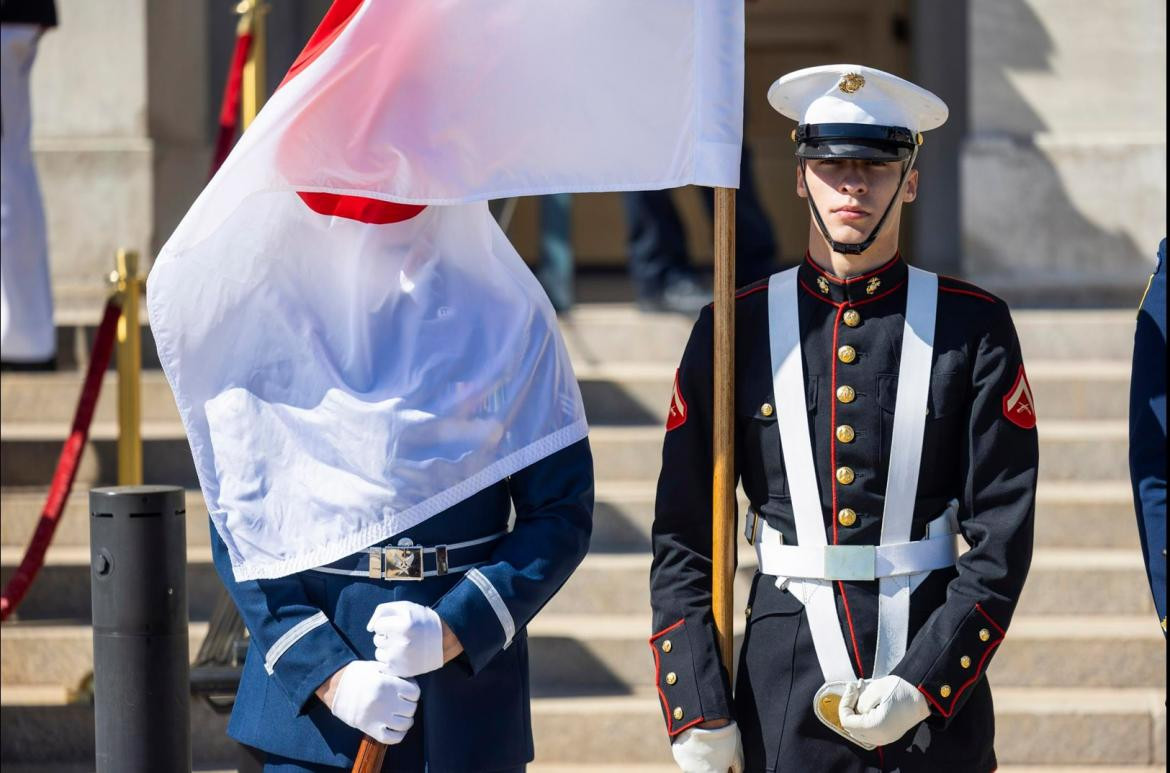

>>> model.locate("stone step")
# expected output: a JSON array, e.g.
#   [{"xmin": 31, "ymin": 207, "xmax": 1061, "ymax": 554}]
[
  {"xmin": 588, "ymin": 422, "xmax": 1129, "ymax": 483},
  {"xmin": 0, "ymin": 539, "xmax": 1155, "ymax": 622},
  {"xmin": 527, "ymin": 688, "xmax": 1166, "ymax": 766},
  {"xmin": 590, "ymin": 479, "xmax": 1142, "ymax": 552},
  {"xmin": 1, "ymin": 683, "xmax": 1162, "ymax": 766},
  {"xmin": 0, "ymin": 357, "xmax": 1132, "ymax": 433},
  {"xmin": 577, "ymin": 359, "xmax": 1132, "ymax": 423},
  {"xmin": 0, "ymin": 418, "xmax": 1129, "ymax": 489},
  {"xmin": 0, "ymin": 477, "xmax": 1143, "ymax": 559},
  {"xmin": 559, "ymin": 307, "xmax": 1139, "ymax": 367},
  {"xmin": 524, "ymin": 613, "xmax": 1165, "ymax": 693}
]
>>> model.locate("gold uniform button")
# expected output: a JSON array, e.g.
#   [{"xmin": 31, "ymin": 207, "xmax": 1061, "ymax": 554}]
[
  {"xmin": 960, "ymin": 655, "xmax": 972, "ymax": 669},
  {"xmin": 661, "ymin": 639, "xmax": 672, "ymax": 653},
  {"xmin": 940, "ymin": 684, "xmax": 952, "ymax": 698},
  {"xmin": 979, "ymin": 628, "xmax": 990, "ymax": 642},
  {"xmin": 665, "ymin": 672, "xmax": 678, "ymax": 685},
  {"xmin": 836, "ymin": 466, "xmax": 856, "ymax": 485},
  {"xmin": 843, "ymin": 309, "xmax": 861, "ymax": 327},
  {"xmin": 836, "ymin": 385, "xmax": 856, "ymax": 404},
  {"xmin": 836, "ymin": 425, "xmax": 856, "ymax": 443},
  {"xmin": 673, "ymin": 707, "xmax": 684, "ymax": 721},
  {"xmin": 837, "ymin": 345, "xmax": 857, "ymax": 364},
  {"xmin": 744, "ymin": 606, "xmax": 752, "ymax": 617},
  {"xmin": 837, "ymin": 508, "xmax": 858, "ymax": 527},
  {"xmin": 761, "ymin": 402, "xmax": 774, "ymax": 417}
]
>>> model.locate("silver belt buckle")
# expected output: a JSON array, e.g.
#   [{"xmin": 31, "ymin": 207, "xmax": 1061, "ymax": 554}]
[
  {"xmin": 823, "ymin": 545, "xmax": 876, "ymax": 581},
  {"xmin": 383, "ymin": 545, "xmax": 424, "ymax": 580}
]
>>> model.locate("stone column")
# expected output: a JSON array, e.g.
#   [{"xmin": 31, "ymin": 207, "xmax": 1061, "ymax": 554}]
[
  {"xmin": 30, "ymin": 0, "xmax": 208, "ymax": 316},
  {"xmin": 964, "ymin": 0, "xmax": 1166, "ymax": 304}
]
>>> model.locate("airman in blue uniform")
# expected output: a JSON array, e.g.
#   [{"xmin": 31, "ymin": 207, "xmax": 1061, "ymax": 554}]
[
  {"xmin": 213, "ymin": 439, "xmax": 594, "ymax": 772},
  {"xmin": 1129, "ymin": 238, "xmax": 1166, "ymax": 634}
]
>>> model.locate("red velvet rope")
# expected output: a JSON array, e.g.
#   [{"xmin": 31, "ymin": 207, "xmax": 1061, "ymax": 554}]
[
  {"xmin": 209, "ymin": 30, "xmax": 254, "ymax": 178},
  {"xmin": 0, "ymin": 299, "xmax": 122, "ymax": 622}
]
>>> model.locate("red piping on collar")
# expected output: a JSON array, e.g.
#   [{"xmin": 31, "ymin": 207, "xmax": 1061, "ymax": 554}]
[
  {"xmin": 797, "ymin": 278, "xmax": 907, "ymax": 308},
  {"xmin": 804, "ymin": 253, "xmax": 902, "ymax": 285}
]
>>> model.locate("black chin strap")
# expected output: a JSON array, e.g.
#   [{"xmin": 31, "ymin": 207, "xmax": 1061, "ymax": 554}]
[{"xmin": 802, "ymin": 146, "xmax": 920, "ymax": 256}]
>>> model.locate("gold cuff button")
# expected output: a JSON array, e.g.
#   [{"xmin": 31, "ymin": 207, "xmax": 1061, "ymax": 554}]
[
  {"xmin": 836, "ymin": 466, "xmax": 856, "ymax": 485},
  {"xmin": 761, "ymin": 402, "xmax": 774, "ymax": 417},
  {"xmin": 837, "ymin": 508, "xmax": 858, "ymax": 527},
  {"xmin": 673, "ymin": 707, "xmax": 684, "ymax": 721},
  {"xmin": 744, "ymin": 606, "xmax": 752, "ymax": 617},
  {"xmin": 837, "ymin": 345, "xmax": 857, "ymax": 364},
  {"xmin": 836, "ymin": 425, "xmax": 856, "ymax": 443},
  {"xmin": 843, "ymin": 309, "xmax": 861, "ymax": 327},
  {"xmin": 940, "ymin": 684, "xmax": 952, "ymax": 698},
  {"xmin": 661, "ymin": 639, "xmax": 672, "ymax": 653},
  {"xmin": 960, "ymin": 655, "xmax": 972, "ymax": 669},
  {"xmin": 979, "ymin": 629, "xmax": 990, "ymax": 642},
  {"xmin": 665, "ymin": 672, "xmax": 677, "ymax": 685},
  {"xmin": 836, "ymin": 385, "xmax": 856, "ymax": 404}
]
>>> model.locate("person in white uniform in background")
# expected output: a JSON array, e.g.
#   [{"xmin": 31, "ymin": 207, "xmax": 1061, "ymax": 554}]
[{"xmin": 1, "ymin": 0, "xmax": 58, "ymax": 370}]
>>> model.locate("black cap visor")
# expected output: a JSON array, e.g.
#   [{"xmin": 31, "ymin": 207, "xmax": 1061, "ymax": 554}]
[{"xmin": 794, "ymin": 122, "xmax": 916, "ymax": 162}]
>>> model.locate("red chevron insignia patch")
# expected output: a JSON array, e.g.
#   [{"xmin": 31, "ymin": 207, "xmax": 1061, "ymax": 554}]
[
  {"xmin": 666, "ymin": 369, "xmax": 688, "ymax": 431},
  {"xmin": 1003, "ymin": 365, "xmax": 1037, "ymax": 429}
]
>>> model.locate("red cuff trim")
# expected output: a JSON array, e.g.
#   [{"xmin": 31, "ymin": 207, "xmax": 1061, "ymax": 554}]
[
  {"xmin": 649, "ymin": 619, "xmax": 704, "ymax": 736},
  {"xmin": 919, "ymin": 604, "xmax": 1006, "ymax": 718}
]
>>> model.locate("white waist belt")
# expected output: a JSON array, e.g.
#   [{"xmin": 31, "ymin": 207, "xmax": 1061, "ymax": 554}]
[{"xmin": 755, "ymin": 522, "xmax": 958, "ymax": 582}]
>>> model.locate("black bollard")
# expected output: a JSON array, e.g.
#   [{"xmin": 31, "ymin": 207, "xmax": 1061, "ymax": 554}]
[{"xmin": 90, "ymin": 485, "xmax": 190, "ymax": 773}]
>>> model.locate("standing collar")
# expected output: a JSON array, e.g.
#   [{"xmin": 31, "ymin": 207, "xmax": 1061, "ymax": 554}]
[{"xmin": 798, "ymin": 252, "xmax": 908, "ymax": 305}]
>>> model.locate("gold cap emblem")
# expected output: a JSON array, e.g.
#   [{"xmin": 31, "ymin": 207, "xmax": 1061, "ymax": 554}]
[{"xmin": 838, "ymin": 72, "xmax": 865, "ymax": 94}]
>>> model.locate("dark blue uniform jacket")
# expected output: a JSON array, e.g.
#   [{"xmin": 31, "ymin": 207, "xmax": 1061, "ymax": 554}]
[
  {"xmin": 1130, "ymin": 239, "xmax": 1167, "ymax": 633},
  {"xmin": 650, "ymin": 257, "xmax": 1038, "ymax": 773},
  {"xmin": 211, "ymin": 439, "xmax": 593, "ymax": 771}
]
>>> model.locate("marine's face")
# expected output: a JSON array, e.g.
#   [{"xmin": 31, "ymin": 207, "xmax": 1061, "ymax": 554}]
[{"xmin": 796, "ymin": 158, "xmax": 917, "ymax": 245}]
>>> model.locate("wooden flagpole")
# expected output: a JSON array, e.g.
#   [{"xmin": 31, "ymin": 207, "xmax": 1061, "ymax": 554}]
[{"xmin": 711, "ymin": 188, "xmax": 737, "ymax": 681}]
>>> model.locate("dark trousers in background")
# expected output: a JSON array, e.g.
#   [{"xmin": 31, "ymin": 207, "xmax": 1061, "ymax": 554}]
[{"xmin": 623, "ymin": 144, "xmax": 778, "ymax": 301}]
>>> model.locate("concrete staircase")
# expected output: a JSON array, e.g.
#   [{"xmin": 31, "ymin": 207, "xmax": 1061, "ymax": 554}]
[{"xmin": 1, "ymin": 304, "xmax": 1164, "ymax": 771}]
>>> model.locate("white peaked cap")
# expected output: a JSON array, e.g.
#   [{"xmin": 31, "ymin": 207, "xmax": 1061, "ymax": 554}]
[{"xmin": 768, "ymin": 64, "xmax": 948, "ymax": 134}]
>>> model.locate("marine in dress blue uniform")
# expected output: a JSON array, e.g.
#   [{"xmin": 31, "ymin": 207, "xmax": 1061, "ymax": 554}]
[
  {"xmin": 213, "ymin": 438, "xmax": 593, "ymax": 772},
  {"xmin": 1129, "ymin": 238, "xmax": 1167, "ymax": 634},
  {"xmin": 649, "ymin": 66, "xmax": 1038, "ymax": 772}
]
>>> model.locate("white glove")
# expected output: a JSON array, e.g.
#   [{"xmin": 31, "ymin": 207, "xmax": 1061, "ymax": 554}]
[
  {"xmin": 367, "ymin": 600, "xmax": 445, "ymax": 676},
  {"xmin": 670, "ymin": 722, "xmax": 744, "ymax": 773},
  {"xmin": 838, "ymin": 675, "xmax": 931, "ymax": 747},
  {"xmin": 329, "ymin": 660, "xmax": 420, "ymax": 745}
]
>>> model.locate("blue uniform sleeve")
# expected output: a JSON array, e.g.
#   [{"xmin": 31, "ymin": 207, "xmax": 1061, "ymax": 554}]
[
  {"xmin": 433, "ymin": 438, "xmax": 594, "ymax": 673},
  {"xmin": 1129, "ymin": 238, "xmax": 1167, "ymax": 633},
  {"xmin": 210, "ymin": 525, "xmax": 357, "ymax": 713}
]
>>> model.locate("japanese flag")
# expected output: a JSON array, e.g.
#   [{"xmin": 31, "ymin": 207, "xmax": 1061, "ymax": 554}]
[{"xmin": 148, "ymin": 0, "xmax": 744, "ymax": 580}]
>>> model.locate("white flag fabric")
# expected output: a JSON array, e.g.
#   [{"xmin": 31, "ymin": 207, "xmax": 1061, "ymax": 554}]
[{"xmin": 148, "ymin": 0, "xmax": 744, "ymax": 581}]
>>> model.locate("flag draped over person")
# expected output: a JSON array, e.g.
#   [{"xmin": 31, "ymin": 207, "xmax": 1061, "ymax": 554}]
[{"xmin": 149, "ymin": 0, "xmax": 744, "ymax": 581}]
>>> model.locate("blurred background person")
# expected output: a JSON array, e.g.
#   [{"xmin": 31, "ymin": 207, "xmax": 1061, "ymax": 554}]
[
  {"xmin": 1, "ymin": 0, "xmax": 57, "ymax": 370},
  {"xmin": 625, "ymin": 144, "xmax": 777, "ymax": 315}
]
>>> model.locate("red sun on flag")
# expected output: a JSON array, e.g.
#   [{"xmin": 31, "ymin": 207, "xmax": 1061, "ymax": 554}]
[
  {"xmin": 1002, "ymin": 365, "xmax": 1037, "ymax": 429},
  {"xmin": 666, "ymin": 369, "xmax": 688, "ymax": 431}
]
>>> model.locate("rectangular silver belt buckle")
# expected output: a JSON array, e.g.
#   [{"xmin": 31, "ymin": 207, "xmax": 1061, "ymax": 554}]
[
  {"xmin": 824, "ymin": 545, "xmax": 876, "ymax": 581},
  {"xmin": 383, "ymin": 546, "xmax": 424, "ymax": 580}
]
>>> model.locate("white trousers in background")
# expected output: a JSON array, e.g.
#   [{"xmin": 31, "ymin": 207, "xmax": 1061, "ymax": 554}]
[{"xmin": 1, "ymin": 23, "xmax": 55, "ymax": 363}]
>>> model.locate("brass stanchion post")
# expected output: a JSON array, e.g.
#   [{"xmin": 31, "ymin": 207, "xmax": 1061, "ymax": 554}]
[
  {"xmin": 237, "ymin": 0, "xmax": 269, "ymax": 128},
  {"xmin": 114, "ymin": 249, "xmax": 143, "ymax": 485}
]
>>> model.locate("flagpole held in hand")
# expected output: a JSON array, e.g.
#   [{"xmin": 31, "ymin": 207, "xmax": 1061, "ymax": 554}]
[
  {"xmin": 352, "ymin": 737, "xmax": 387, "ymax": 773},
  {"xmin": 711, "ymin": 187, "xmax": 737, "ymax": 687}
]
